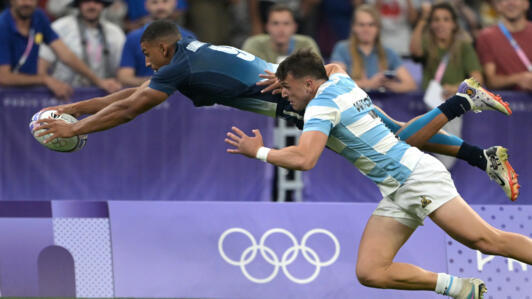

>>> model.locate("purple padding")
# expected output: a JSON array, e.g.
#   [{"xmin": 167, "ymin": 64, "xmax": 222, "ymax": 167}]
[
  {"xmin": 0, "ymin": 201, "xmax": 51, "ymax": 217},
  {"xmin": 304, "ymin": 91, "xmax": 532, "ymax": 205},
  {"xmin": 446, "ymin": 205, "xmax": 532, "ymax": 299},
  {"xmin": 109, "ymin": 201, "xmax": 446, "ymax": 299},
  {"xmin": 37, "ymin": 245, "xmax": 76, "ymax": 297},
  {"xmin": 0, "ymin": 218, "xmax": 54, "ymax": 296},
  {"xmin": 0, "ymin": 88, "xmax": 273, "ymax": 201},
  {"xmin": 52, "ymin": 201, "xmax": 108, "ymax": 218}
]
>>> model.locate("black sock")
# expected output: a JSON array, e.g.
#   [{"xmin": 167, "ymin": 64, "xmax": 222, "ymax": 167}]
[
  {"xmin": 437, "ymin": 95, "xmax": 471, "ymax": 120},
  {"xmin": 457, "ymin": 142, "xmax": 487, "ymax": 171}
]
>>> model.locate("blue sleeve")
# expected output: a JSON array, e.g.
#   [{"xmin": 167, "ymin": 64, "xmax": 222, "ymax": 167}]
[
  {"xmin": 0, "ymin": 26, "xmax": 11, "ymax": 66},
  {"xmin": 148, "ymin": 60, "xmax": 188, "ymax": 95},
  {"xmin": 37, "ymin": 9, "xmax": 58, "ymax": 44},
  {"xmin": 330, "ymin": 41, "xmax": 350, "ymax": 65},
  {"xmin": 386, "ymin": 48, "xmax": 402, "ymax": 71},
  {"xmin": 120, "ymin": 35, "xmax": 137, "ymax": 68},
  {"xmin": 303, "ymin": 118, "xmax": 334, "ymax": 136}
]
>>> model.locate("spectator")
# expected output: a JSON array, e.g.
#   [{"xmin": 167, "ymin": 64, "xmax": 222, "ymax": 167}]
[
  {"xmin": 123, "ymin": 0, "xmax": 187, "ymax": 31},
  {"xmin": 330, "ymin": 4, "xmax": 417, "ymax": 92},
  {"xmin": 39, "ymin": 0, "xmax": 125, "ymax": 87},
  {"xmin": 0, "ymin": 0, "xmax": 121, "ymax": 99},
  {"xmin": 411, "ymin": 2, "xmax": 482, "ymax": 169},
  {"xmin": 247, "ymin": 0, "xmax": 300, "ymax": 35},
  {"xmin": 476, "ymin": 0, "xmax": 532, "ymax": 91},
  {"xmin": 117, "ymin": 0, "xmax": 195, "ymax": 86},
  {"xmin": 242, "ymin": 4, "xmax": 321, "ymax": 63},
  {"xmin": 367, "ymin": 0, "xmax": 419, "ymax": 57},
  {"xmin": 410, "ymin": 2, "xmax": 482, "ymax": 96}
]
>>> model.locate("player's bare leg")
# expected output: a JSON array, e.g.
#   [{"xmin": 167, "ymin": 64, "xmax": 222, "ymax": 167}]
[
  {"xmin": 430, "ymin": 196, "xmax": 532, "ymax": 265},
  {"xmin": 356, "ymin": 216, "xmax": 437, "ymax": 290}
]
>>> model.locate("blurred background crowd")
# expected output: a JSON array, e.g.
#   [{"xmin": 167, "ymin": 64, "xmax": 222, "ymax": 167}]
[{"xmin": 0, "ymin": 0, "xmax": 531, "ymax": 101}]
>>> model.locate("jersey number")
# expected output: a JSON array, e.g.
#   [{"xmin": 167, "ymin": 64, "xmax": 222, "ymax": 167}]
[{"xmin": 208, "ymin": 45, "xmax": 255, "ymax": 61}]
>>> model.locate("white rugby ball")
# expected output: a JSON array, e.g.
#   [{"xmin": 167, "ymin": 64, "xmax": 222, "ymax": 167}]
[{"xmin": 29, "ymin": 110, "xmax": 87, "ymax": 152}]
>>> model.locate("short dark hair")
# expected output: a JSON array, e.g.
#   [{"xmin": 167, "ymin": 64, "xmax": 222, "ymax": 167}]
[
  {"xmin": 276, "ymin": 49, "xmax": 327, "ymax": 81},
  {"xmin": 140, "ymin": 20, "xmax": 181, "ymax": 43},
  {"xmin": 267, "ymin": 4, "xmax": 296, "ymax": 22}
]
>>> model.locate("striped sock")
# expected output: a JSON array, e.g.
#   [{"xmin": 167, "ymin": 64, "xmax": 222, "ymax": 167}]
[{"xmin": 435, "ymin": 273, "xmax": 464, "ymax": 297}]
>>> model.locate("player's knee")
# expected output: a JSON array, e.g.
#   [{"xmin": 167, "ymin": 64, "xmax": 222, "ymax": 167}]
[{"xmin": 469, "ymin": 230, "xmax": 508, "ymax": 256}]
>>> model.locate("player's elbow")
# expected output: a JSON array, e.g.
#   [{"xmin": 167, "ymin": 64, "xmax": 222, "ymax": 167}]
[{"xmin": 298, "ymin": 157, "xmax": 317, "ymax": 171}]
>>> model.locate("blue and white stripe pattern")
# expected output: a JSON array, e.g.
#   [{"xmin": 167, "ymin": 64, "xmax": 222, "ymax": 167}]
[{"xmin": 303, "ymin": 73, "xmax": 423, "ymax": 196}]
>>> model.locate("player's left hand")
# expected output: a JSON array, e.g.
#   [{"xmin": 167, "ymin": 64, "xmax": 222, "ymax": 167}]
[
  {"xmin": 225, "ymin": 126, "xmax": 264, "ymax": 158},
  {"xmin": 32, "ymin": 118, "xmax": 76, "ymax": 144},
  {"xmin": 257, "ymin": 70, "xmax": 282, "ymax": 95}
]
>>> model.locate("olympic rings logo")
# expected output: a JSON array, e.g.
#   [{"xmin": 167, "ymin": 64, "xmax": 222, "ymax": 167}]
[{"xmin": 218, "ymin": 228, "xmax": 340, "ymax": 284}]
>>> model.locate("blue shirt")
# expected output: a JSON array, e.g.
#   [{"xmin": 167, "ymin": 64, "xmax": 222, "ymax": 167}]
[
  {"xmin": 0, "ymin": 8, "xmax": 58, "ymax": 74},
  {"xmin": 330, "ymin": 40, "xmax": 402, "ymax": 77},
  {"xmin": 149, "ymin": 39, "xmax": 278, "ymax": 107},
  {"xmin": 119, "ymin": 23, "xmax": 196, "ymax": 77},
  {"xmin": 303, "ymin": 73, "xmax": 422, "ymax": 195}
]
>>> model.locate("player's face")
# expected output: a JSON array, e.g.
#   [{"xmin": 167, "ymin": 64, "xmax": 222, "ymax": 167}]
[
  {"xmin": 429, "ymin": 8, "xmax": 456, "ymax": 41},
  {"xmin": 352, "ymin": 11, "xmax": 379, "ymax": 45},
  {"xmin": 79, "ymin": 0, "xmax": 104, "ymax": 23},
  {"xmin": 11, "ymin": 0, "xmax": 37, "ymax": 20},
  {"xmin": 146, "ymin": 0, "xmax": 176, "ymax": 20},
  {"xmin": 280, "ymin": 73, "xmax": 313, "ymax": 111},
  {"xmin": 266, "ymin": 11, "xmax": 297, "ymax": 46},
  {"xmin": 495, "ymin": 0, "xmax": 529, "ymax": 22},
  {"xmin": 141, "ymin": 41, "xmax": 172, "ymax": 71}
]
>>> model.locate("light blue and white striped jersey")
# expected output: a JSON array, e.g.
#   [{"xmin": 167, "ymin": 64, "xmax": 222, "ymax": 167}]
[{"xmin": 303, "ymin": 73, "xmax": 423, "ymax": 196}]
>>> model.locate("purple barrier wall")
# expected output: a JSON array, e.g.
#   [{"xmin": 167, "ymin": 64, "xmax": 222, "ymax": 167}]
[
  {"xmin": 304, "ymin": 91, "xmax": 532, "ymax": 205},
  {"xmin": 0, "ymin": 88, "xmax": 274, "ymax": 201},
  {"xmin": 1, "ymin": 88, "xmax": 530, "ymax": 203},
  {"xmin": 0, "ymin": 201, "xmax": 530, "ymax": 298}
]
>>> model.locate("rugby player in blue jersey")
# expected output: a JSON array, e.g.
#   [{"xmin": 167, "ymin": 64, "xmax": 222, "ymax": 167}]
[
  {"xmin": 225, "ymin": 49, "xmax": 532, "ymax": 299},
  {"xmin": 34, "ymin": 20, "xmax": 518, "ymax": 201}
]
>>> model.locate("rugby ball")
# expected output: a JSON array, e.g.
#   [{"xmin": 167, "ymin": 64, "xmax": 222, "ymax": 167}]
[{"xmin": 29, "ymin": 110, "xmax": 87, "ymax": 152}]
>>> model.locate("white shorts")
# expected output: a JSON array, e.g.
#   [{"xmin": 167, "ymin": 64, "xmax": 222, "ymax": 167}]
[{"xmin": 372, "ymin": 153, "xmax": 459, "ymax": 229}]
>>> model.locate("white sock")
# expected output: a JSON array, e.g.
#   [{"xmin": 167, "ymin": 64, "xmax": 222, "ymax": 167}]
[{"xmin": 435, "ymin": 273, "xmax": 464, "ymax": 297}]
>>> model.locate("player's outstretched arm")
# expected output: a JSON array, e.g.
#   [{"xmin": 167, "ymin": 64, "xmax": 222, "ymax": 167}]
[
  {"xmin": 34, "ymin": 83, "xmax": 168, "ymax": 143},
  {"xmin": 40, "ymin": 80, "xmax": 150, "ymax": 117},
  {"xmin": 225, "ymin": 127, "xmax": 328, "ymax": 171}
]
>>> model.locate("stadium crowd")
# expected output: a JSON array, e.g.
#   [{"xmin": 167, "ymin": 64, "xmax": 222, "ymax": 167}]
[{"xmin": 0, "ymin": 0, "xmax": 530, "ymax": 101}]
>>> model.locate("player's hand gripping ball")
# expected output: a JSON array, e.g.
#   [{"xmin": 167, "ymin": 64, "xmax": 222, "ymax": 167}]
[{"xmin": 29, "ymin": 110, "xmax": 87, "ymax": 152}]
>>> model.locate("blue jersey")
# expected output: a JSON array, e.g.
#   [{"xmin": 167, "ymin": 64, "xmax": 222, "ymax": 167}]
[
  {"xmin": 149, "ymin": 39, "xmax": 303, "ymax": 126},
  {"xmin": 303, "ymin": 73, "xmax": 423, "ymax": 195}
]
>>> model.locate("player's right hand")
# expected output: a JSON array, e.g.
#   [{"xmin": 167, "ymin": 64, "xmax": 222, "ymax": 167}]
[{"xmin": 257, "ymin": 70, "xmax": 282, "ymax": 95}]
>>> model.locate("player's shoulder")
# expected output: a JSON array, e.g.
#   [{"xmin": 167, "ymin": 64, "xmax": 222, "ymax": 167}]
[{"xmin": 313, "ymin": 74, "xmax": 358, "ymax": 103}]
